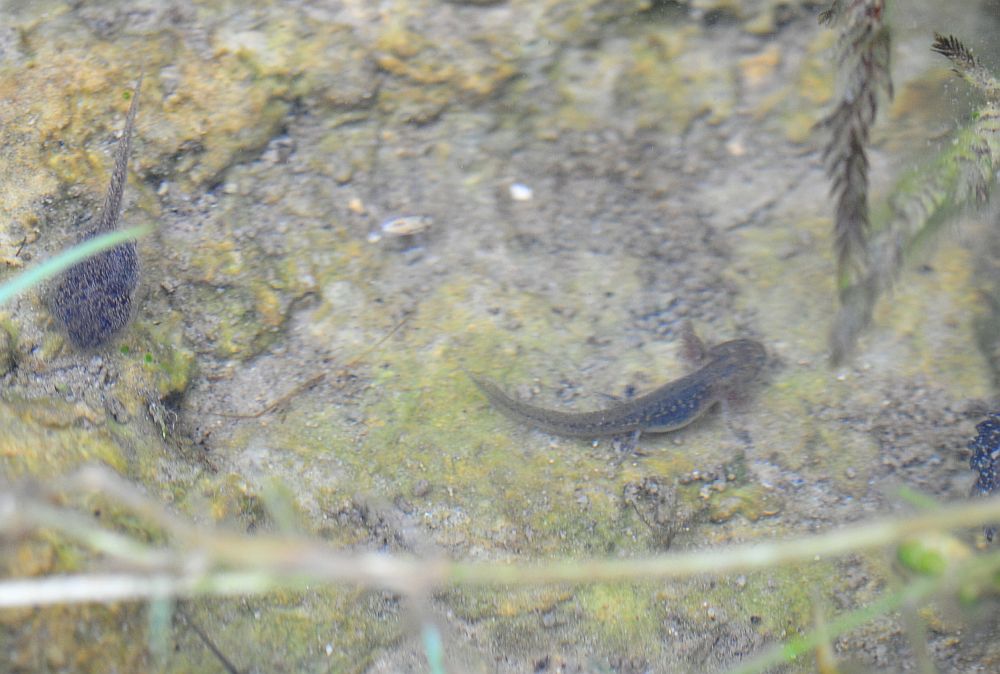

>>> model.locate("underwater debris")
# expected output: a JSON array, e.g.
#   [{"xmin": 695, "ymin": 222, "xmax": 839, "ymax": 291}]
[
  {"xmin": 50, "ymin": 75, "xmax": 143, "ymax": 348},
  {"xmin": 829, "ymin": 31, "xmax": 1000, "ymax": 363},
  {"xmin": 817, "ymin": 0, "xmax": 892, "ymax": 282},
  {"xmin": 968, "ymin": 412, "xmax": 1000, "ymax": 541},
  {"xmin": 366, "ymin": 215, "xmax": 433, "ymax": 243}
]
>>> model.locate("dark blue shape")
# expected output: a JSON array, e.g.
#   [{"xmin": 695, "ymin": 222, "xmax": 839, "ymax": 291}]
[
  {"xmin": 50, "ymin": 75, "xmax": 142, "ymax": 349},
  {"xmin": 968, "ymin": 413, "xmax": 1000, "ymax": 541},
  {"xmin": 50, "ymin": 238, "xmax": 138, "ymax": 348}
]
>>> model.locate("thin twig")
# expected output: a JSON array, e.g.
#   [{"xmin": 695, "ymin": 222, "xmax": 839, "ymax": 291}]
[
  {"xmin": 0, "ymin": 488, "xmax": 175, "ymax": 569},
  {"xmin": 208, "ymin": 313, "xmax": 410, "ymax": 419},
  {"xmin": 3, "ymin": 468, "xmax": 1000, "ymax": 607},
  {"xmin": 725, "ymin": 575, "xmax": 941, "ymax": 674},
  {"xmin": 178, "ymin": 605, "xmax": 244, "ymax": 674},
  {"xmin": 0, "ymin": 572, "xmax": 291, "ymax": 608}
]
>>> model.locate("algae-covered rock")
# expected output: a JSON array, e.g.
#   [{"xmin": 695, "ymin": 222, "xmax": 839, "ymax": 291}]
[
  {"xmin": 1, "ymin": 0, "xmax": 999, "ymax": 671},
  {"xmin": 0, "ymin": 320, "xmax": 15, "ymax": 375}
]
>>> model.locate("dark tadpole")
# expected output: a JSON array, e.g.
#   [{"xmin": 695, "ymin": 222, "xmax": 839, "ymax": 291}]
[
  {"xmin": 969, "ymin": 412, "xmax": 1000, "ymax": 541},
  {"xmin": 51, "ymin": 74, "xmax": 143, "ymax": 349}
]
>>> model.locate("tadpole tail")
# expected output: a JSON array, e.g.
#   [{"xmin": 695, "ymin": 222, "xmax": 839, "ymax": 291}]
[
  {"xmin": 95, "ymin": 73, "xmax": 143, "ymax": 234},
  {"xmin": 468, "ymin": 372, "xmax": 626, "ymax": 438}
]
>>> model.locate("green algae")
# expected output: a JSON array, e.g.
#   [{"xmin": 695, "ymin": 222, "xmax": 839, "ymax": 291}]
[
  {"xmin": 171, "ymin": 195, "xmax": 342, "ymax": 360},
  {"xmin": 576, "ymin": 583, "xmax": 663, "ymax": 653},
  {"xmin": 736, "ymin": 28, "xmax": 837, "ymax": 143},
  {"xmin": 227, "ymin": 259, "xmax": 827, "ymax": 658},
  {"xmin": 0, "ymin": 398, "xmax": 129, "ymax": 477},
  {"xmin": 0, "ymin": 603, "xmax": 150, "ymax": 672},
  {"xmin": 166, "ymin": 590, "xmax": 401, "ymax": 674},
  {"xmin": 705, "ymin": 483, "xmax": 784, "ymax": 524},
  {"xmin": 134, "ymin": 324, "xmax": 196, "ymax": 400},
  {"xmin": 0, "ymin": 318, "xmax": 16, "ymax": 375},
  {"xmin": 547, "ymin": 24, "xmax": 736, "ymax": 135},
  {"xmin": 0, "ymin": 1, "xmax": 996, "ymax": 671},
  {"xmin": 679, "ymin": 562, "xmax": 837, "ymax": 639},
  {"xmin": 0, "ymin": 394, "xmax": 179, "ymax": 670}
]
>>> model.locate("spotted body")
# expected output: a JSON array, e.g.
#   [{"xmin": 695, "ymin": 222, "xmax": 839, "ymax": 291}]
[
  {"xmin": 968, "ymin": 412, "xmax": 1000, "ymax": 541},
  {"xmin": 51, "ymin": 76, "xmax": 142, "ymax": 348},
  {"xmin": 471, "ymin": 338, "xmax": 766, "ymax": 438}
]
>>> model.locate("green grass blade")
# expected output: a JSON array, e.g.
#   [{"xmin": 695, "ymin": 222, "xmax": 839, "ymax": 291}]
[{"xmin": 0, "ymin": 225, "xmax": 151, "ymax": 306}]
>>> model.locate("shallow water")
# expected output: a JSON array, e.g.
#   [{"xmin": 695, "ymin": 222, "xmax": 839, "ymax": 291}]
[{"xmin": 1, "ymin": 1, "xmax": 999, "ymax": 672}]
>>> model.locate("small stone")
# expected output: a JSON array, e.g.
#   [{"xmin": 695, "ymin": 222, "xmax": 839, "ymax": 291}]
[
  {"xmin": 380, "ymin": 215, "xmax": 432, "ymax": 237},
  {"xmin": 104, "ymin": 395, "xmax": 130, "ymax": 423},
  {"xmin": 413, "ymin": 479, "xmax": 431, "ymax": 497}
]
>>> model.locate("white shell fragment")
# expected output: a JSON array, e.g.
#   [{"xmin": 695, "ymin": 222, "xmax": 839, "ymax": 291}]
[
  {"xmin": 382, "ymin": 215, "xmax": 433, "ymax": 236},
  {"xmin": 509, "ymin": 182, "xmax": 533, "ymax": 201},
  {"xmin": 369, "ymin": 215, "xmax": 433, "ymax": 243}
]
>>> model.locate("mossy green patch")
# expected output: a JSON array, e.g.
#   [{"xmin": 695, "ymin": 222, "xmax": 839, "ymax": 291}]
[
  {"xmin": 0, "ymin": 398, "xmax": 128, "ymax": 477},
  {"xmin": 743, "ymin": 28, "xmax": 835, "ymax": 142},
  {"xmin": 897, "ymin": 532, "xmax": 972, "ymax": 577},
  {"xmin": 121, "ymin": 316, "xmax": 196, "ymax": 400},
  {"xmin": 875, "ymin": 238, "xmax": 991, "ymax": 398},
  {"xmin": 576, "ymin": 582, "xmax": 663, "ymax": 655},
  {"xmin": 678, "ymin": 561, "xmax": 835, "ymax": 638},
  {"xmin": 733, "ymin": 214, "xmax": 836, "ymax": 347},
  {"xmin": 548, "ymin": 24, "xmax": 735, "ymax": 135},
  {"xmin": 706, "ymin": 483, "xmax": 784, "ymax": 523},
  {"xmin": 145, "ymin": 587, "xmax": 399, "ymax": 673},
  {"xmin": 0, "ymin": 603, "xmax": 150, "ymax": 672},
  {"xmin": 538, "ymin": 0, "xmax": 651, "ymax": 44},
  {"xmin": 446, "ymin": 585, "xmax": 574, "ymax": 623}
]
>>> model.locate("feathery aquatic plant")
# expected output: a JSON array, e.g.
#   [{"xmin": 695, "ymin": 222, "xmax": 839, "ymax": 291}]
[
  {"xmin": 818, "ymin": 0, "xmax": 893, "ymax": 282},
  {"xmin": 826, "ymin": 28, "xmax": 1000, "ymax": 362}
]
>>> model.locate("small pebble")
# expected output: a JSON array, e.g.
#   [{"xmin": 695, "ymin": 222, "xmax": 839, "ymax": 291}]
[
  {"xmin": 380, "ymin": 215, "xmax": 432, "ymax": 237},
  {"xmin": 509, "ymin": 182, "xmax": 533, "ymax": 201}
]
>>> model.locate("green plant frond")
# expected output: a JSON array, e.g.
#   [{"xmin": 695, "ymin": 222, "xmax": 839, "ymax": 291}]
[
  {"xmin": 0, "ymin": 225, "xmax": 152, "ymax": 307},
  {"xmin": 933, "ymin": 33, "xmax": 1000, "ymax": 99},
  {"xmin": 830, "ymin": 36, "xmax": 1000, "ymax": 363}
]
